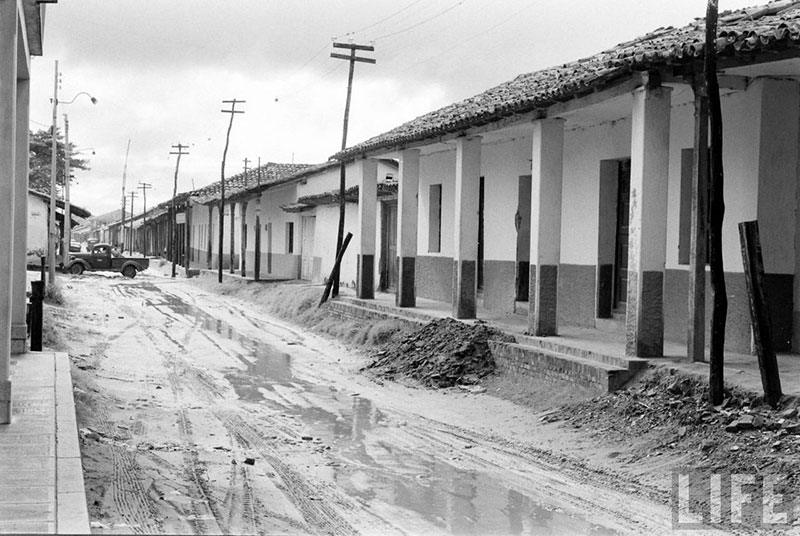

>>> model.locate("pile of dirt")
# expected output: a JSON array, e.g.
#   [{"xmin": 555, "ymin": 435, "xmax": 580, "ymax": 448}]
[
  {"xmin": 364, "ymin": 317, "xmax": 513, "ymax": 388},
  {"xmin": 545, "ymin": 368, "xmax": 800, "ymax": 493}
]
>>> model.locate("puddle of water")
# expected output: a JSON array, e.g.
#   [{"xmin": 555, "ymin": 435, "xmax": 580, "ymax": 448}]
[{"xmin": 142, "ymin": 283, "xmax": 620, "ymax": 535}]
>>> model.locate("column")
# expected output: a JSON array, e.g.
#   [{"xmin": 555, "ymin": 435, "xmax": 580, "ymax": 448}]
[
  {"xmin": 397, "ymin": 149, "xmax": 420, "ymax": 307},
  {"xmin": 11, "ymin": 77, "xmax": 29, "ymax": 353},
  {"xmin": 452, "ymin": 137, "xmax": 481, "ymax": 319},
  {"xmin": 528, "ymin": 118, "xmax": 565, "ymax": 336},
  {"xmin": 357, "ymin": 158, "xmax": 378, "ymax": 299},
  {"xmin": 626, "ymin": 85, "xmax": 672, "ymax": 357},
  {"xmin": 0, "ymin": 0, "xmax": 17, "ymax": 423}
]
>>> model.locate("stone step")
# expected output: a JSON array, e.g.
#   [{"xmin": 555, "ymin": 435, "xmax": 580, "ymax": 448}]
[
  {"xmin": 490, "ymin": 341, "xmax": 636, "ymax": 393},
  {"xmin": 511, "ymin": 333, "xmax": 647, "ymax": 372}
]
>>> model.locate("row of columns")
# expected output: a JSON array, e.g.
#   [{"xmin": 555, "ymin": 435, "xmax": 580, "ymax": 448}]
[
  {"xmin": 355, "ymin": 83, "xmax": 672, "ymax": 358},
  {"xmin": 1, "ymin": 0, "xmax": 35, "ymax": 423}
]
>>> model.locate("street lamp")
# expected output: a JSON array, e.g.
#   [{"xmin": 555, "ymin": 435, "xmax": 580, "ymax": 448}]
[{"xmin": 46, "ymin": 59, "xmax": 97, "ymax": 285}]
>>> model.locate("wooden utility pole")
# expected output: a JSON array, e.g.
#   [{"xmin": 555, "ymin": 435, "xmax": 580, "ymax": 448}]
[
  {"xmin": 128, "ymin": 191, "xmax": 138, "ymax": 253},
  {"xmin": 739, "ymin": 221, "xmax": 782, "ymax": 407},
  {"xmin": 137, "ymin": 182, "xmax": 152, "ymax": 256},
  {"xmin": 706, "ymin": 0, "xmax": 727, "ymax": 405},
  {"xmin": 219, "ymin": 99, "xmax": 245, "ymax": 283},
  {"xmin": 254, "ymin": 157, "xmax": 262, "ymax": 281},
  {"xmin": 63, "ymin": 114, "xmax": 72, "ymax": 267},
  {"xmin": 47, "ymin": 61, "xmax": 58, "ymax": 286},
  {"xmin": 169, "ymin": 143, "xmax": 189, "ymax": 278},
  {"xmin": 120, "ymin": 139, "xmax": 131, "ymax": 253},
  {"xmin": 330, "ymin": 42, "xmax": 375, "ymax": 296}
]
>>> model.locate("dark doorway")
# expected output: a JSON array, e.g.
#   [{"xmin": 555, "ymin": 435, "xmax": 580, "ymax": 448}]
[
  {"xmin": 478, "ymin": 176, "xmax": 485, "ymax": 290},
  {"xmin": 614, "ymin": 160, "xmax": 631, "ymax": 309},
  {"xmin": 380, "ymin": 201, "xmax": 398, "ymax": 291},
  {"xmin": 515, "ymin": 175, "xmax": 531, "ymax": 301}
]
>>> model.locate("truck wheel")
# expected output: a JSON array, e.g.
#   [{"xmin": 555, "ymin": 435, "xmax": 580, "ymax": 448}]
[
  {"xmin": 122, "ymin": 266, "xmax": 137, "ymax": 279},
  {"xmin": 70, "ymin": 263, "xmax": 84, "ymax": 275}
]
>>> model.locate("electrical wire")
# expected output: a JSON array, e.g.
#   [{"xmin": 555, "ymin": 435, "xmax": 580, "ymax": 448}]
[
  {"xmin": 373, "ymin": 0, "xmax": 468, "ymax": 42},
  {"xmin": 333, "ymin": 0, "xmax": 427, "ymax": 41},
  {"xmin": 397, "ymin": 2, "xmax": 535, "ymax": 73}
]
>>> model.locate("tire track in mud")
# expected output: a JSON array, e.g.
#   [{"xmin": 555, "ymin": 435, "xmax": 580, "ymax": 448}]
[
  {"xmin": 94, "ymin": 407, "xmax": 163, "ymax": 534},
  {"xmin": 217, "ymin": 410, "xmax": 358, "ymax": 536},
  {"xmin": 133, "ymin": 289, "xmax": 358, "ymax": 536}
]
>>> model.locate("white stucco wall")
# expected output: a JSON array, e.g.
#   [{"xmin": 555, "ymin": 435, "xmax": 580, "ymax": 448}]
[
  {"xmin": 480, "ymin": 137, "xmax": 532, "ymax": 262},
  {"xmin": 27, "ymin": 194, "xmax": 49, "ymax": 253},
  {"xmin": 418, "ymin": 149, "xmax": 456, "ymax": 257}
]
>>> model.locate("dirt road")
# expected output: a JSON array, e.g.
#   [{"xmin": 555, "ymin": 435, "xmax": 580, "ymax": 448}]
[{"xmin": 48, "ymin": 270, "xmax": 675, "ymax": 535}]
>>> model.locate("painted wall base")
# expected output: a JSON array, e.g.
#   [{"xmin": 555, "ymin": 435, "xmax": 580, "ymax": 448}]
[
  {"xmin": 417, "ymin": 256, "xmax": 453, "ymax": 303},
  {"xmin": 11, "ymin": 323, "xmax": 26, "ymax": 355},
  {"xmin": 0, "ymin": 380, "xmax": 10, "ymax": 424}
]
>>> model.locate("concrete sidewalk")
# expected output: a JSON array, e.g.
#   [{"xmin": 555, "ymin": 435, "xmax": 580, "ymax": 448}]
[{"xmin": 0, "ymin": 351, "xmax": 89, "ymax": 534}]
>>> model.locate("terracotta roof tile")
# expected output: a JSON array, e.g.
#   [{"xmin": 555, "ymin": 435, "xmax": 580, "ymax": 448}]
[
  {"xmin": 189, "ymin": 162, "xmax": 314, "ymax": 204},
  {"xmin": 335, "ymin": 1, "xmax": 800, "ymax": 160}
]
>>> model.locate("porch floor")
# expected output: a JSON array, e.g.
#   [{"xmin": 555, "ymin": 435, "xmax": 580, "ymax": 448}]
[{"xmin": 337, "ymin": 287, "xmax": 800, "ymax": 398}]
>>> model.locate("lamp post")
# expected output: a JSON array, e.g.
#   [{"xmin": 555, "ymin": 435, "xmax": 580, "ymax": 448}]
[{"xmin": 46, "ymin": 61, "xmax": 96, "ymax": 285}]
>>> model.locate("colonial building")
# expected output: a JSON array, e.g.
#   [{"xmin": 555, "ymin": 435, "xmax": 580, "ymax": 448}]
[{"xmin": 332, "ymin": 2, "xmax": 800, "ymax": 358}]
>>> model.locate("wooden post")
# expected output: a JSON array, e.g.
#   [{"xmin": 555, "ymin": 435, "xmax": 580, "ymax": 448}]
[
  {"xmin": 706, "ymin": 0, "xmax": 727, "ymax": 406},
  {"xmin": 739, "ymin": 221, "xmax": 782, "ymax": 407},
  {"xmin": 688, "ymin": 72, "xmax": 709, "ymax": 363},
  {"xmin": 319, "ymin": 232, "xmax": 353, "ymax": 307}
]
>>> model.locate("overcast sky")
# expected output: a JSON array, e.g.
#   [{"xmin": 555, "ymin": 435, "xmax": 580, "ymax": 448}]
[{"xmin": 29, "ymin": 0, "xmax": 760, "ymax": 217}]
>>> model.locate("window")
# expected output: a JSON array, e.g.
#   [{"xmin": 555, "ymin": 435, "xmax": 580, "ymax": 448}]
[
  {"xmin": 428, "ymin": 184, "xmax": 442, "ymax": 253},
  {"xmin": 286, "ymin": 222, "xmax": 294, "ymax": 253}
]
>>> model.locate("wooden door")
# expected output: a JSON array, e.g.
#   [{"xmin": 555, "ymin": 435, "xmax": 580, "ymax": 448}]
[
  {"xmin": 614, "ymin": 160, "xmax": 631, "ymax": 308},
  {"xmin": 380, "ymin": 202, "xmax": 398, "ymax": 290},
  {"xmin": 515, "ymin": 175, "xmax": 531, "ymax": 301},
  {"xmin": 301, "ymin": 216, "xmax": 315, "ymax": 280}
]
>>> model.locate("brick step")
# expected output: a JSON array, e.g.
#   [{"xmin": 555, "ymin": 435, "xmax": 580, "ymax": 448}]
[
  {"xmin": 325, "ymin": 300, "xmax": 427, "ymax": 329},
  {"xmin": 338, "ymin": 297, "xmax": 437, "ymax": 323},
  {"xmin": 511, "ymin": 333, "xmax": 647, "ymax": 372},
  {"xmin": 490, "ymin": 341, "xmax": 636, "ymax": 393}
]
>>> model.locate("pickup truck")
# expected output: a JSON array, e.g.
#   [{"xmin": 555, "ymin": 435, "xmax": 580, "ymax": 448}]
[{"xmin": 64, "ymin": 243, "xmax": 149, "ymax": 278}]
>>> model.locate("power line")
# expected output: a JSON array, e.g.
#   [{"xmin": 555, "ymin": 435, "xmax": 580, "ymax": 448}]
[
  {"xmin": 373, "ymin": 0, "xmax": 468, "ymax": 42},
  {"xmin": 334, "ymin": 0, "xmax": 427, "ymax": 41},
  {"xmin": 397, "ymin": 2, "xmax": 535, "ymax": 74}
]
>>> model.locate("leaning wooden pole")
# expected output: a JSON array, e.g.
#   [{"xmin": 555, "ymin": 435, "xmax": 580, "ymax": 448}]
[
  {"xmin": 706, "ymin": 0, "xmax": 727, "ymax": 405},
  {"xmin": 739, "ymin": 221, "xmax": 782, "ymax": 407}
]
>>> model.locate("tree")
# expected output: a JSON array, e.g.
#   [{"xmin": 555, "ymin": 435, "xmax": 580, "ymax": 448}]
[{"xmin": 28, "ymin": 128, "xmax": 90, "ymax": 194}]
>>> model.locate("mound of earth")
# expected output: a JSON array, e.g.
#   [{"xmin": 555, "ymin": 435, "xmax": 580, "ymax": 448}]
[{"xmin": 364, "ymin": 317, "xmax": 513, "ymax": 388}]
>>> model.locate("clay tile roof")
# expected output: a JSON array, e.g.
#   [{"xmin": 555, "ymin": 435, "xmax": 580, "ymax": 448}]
[
  {"xmin": 189, "ymin": 162, "xmax": 314, "ymax": 204},
  {"xmin": 335, "ymin": 1, "xmax": 800, "ymax": 160}
]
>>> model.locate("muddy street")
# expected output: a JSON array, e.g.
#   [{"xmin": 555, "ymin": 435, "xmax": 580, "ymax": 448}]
[{"xmin": 48, "ymin": 271, "xmax": 673, "ymax": 535}]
